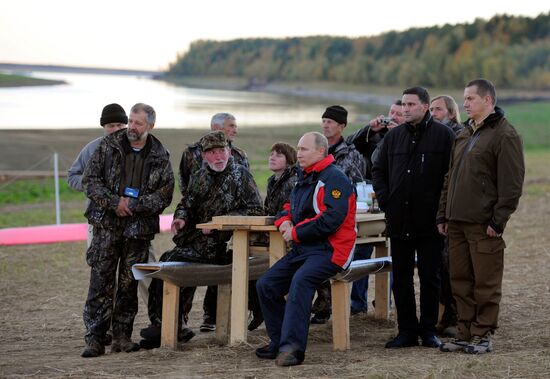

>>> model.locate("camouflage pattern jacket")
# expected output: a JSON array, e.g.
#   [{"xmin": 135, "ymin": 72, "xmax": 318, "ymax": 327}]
[
  {"xmin": 177, "ymin": 140, "xmax": 248, "ymax": 196},
  {"xmin": 82, "ymin": 129, "xmax": 174, "ymax": 239},
  {"xmin": 329, "ymin": 137, "xmax": 366, "ymax": 183},
  {"xmin": 445, "ymin": 120, "xmax": 465, "ymax": 136},
  {"xmin": 172, "ymin": 158, "xmax": 263, "ymax": 263},
  {"xmin": 265, "ymin": 164, "xmax": 299, "ymax": 216}
]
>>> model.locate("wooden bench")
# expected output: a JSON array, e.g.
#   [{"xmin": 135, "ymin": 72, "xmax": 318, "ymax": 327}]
[{"xmin": 132, "ymin": 251, "xmax": 269, "ymax": 348}]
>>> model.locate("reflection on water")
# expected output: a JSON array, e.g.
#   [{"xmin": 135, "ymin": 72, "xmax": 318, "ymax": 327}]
[{"xmin": 0, "ymin": 71, "xmax": 373, "ymax": 129}]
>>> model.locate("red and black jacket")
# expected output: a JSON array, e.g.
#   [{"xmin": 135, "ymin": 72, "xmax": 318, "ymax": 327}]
[{"xmin": 275, "ymin": 155, "xmax": 357, "ymax": 268}]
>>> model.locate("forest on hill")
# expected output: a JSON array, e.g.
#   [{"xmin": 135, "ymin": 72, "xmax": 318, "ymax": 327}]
[{"xmin": 166, "ymin": 12, "xmax": 550, "ymax": 89}]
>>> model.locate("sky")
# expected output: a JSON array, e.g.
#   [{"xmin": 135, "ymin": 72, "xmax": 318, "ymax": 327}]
[{"xmin": 1, "ymin": 0, "xmax": 548, "ymax": 71}]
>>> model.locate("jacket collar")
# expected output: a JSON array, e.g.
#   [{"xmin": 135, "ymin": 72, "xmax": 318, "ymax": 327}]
[
  {"xmin": 304, "ymin": 154, "xmax": 335, "ymax": 174},
  {"xmin": 466, "ymin": 106, "xmax": 505, "ymax": 131}
]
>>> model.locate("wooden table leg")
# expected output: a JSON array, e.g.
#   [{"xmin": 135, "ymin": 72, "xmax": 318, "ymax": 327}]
[
  {"xmin": 268, "ymin": 231, "xmax": 285, "ymax": 266},
  {"xmin": 374, "ymin": 241, "xmax": 390, "ymax": 320},
  {"xmin": 216, "ymin": 283, "xmax": 231, "ymax": 344},
  {"xmin": 161, "ymin": 281, "xmax": 180, "ymax": 349},
  {"xmin": 331, "ymin": 280, "xmax": 351, "ymax": 351},
  {"xmin": 230, "ymin": 229, "xmax": 249, "ymax": 345}
]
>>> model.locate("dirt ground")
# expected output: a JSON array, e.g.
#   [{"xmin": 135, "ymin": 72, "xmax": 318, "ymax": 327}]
[{"xmin": 1, "ymin": 154, "xmax": 550, "ymax": 378}]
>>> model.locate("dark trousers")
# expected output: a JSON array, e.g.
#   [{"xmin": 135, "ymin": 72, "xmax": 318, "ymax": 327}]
[
  {"xmin": 256, "ymin": 249, "xmax": 341, "ymax": 354},
  {"xmin": 448, "ymin": 221, "xmax": 505, "ymax": 339},
  {"xmin": 83, "ymin": 228, "xmax": 150, "ymax": 343},
  {"xmin": 390, "ymin": 236, "xmax": 443, "ymax": 337},
  {"xmin": 439, "ymin": 237, "xmax": 458, "ymax": 326},
  {"xmin": 350, "ymin": 244, "xmax": 374, "ymax": 312},
  {"xmin": 147, "ymin": 248, "xmax": 197, "ymax": 328},
  {"xmin": 202, "ymin": 283, "xmax": 263, "ymax": 323}
]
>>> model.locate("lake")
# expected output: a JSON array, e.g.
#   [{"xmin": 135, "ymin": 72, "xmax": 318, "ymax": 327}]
[{"xmin": 0, "ymin": 71, "xmax": 376, "ymax": 129}]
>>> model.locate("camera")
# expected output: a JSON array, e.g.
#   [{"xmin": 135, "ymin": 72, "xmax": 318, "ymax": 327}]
[{"xmin": 379, "ymin": 117, "xmax": 392, "ymax": 126}]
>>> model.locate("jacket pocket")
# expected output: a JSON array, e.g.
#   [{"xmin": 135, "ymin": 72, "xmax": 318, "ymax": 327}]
[{"xmin": 477, "ymin": 238, "xmax": 506, "ymax": 254}]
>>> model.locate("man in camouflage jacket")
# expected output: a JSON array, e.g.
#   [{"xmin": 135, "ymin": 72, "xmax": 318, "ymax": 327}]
[
  {"xmin": 177, "ymin": 113, "xmax": 249, "ymax": 332},
  {"xmin": 80, "ymin": 103, "xmax": 174, "ymax": 358},
  {"xmin": 141, "ymin": 131, "xmax": 263, "ymax": 348}
]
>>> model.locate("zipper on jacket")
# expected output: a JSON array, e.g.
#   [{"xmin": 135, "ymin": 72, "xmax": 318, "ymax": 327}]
[
  {"xmin": 448, "ymin": 129, "xmax": 481, "ymax": 214},
  {"xmin": 421, "ymin": 154, "xmax": 425, "ymax": 175}
]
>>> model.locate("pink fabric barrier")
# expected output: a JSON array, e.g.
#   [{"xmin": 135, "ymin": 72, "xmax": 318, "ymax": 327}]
[{"xmin": 0, "ymin": 214, "xmax": 173, "ymax": 246}]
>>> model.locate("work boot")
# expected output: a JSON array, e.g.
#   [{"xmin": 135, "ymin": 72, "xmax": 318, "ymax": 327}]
[
  {"xmin": 102, "ymin": 332, "xmax": 113, "ymax": 346},
  {"xmin": 111, "ymin": 335, "xmax": 140, "ymax": 353},
  {"xmin": 81, "ymin": 338, "xmax": 105, "ymax": 358},
  {"xmin": 384, "ymin": 334, "xmax": 419, "ymax": 348},
  {"xmin": 140, "ymin": 324, "xmax": 161, "ymax": 340},
  {"xmin": 255, "ymin": 344, "xmax": 278, "ymax": 360}
]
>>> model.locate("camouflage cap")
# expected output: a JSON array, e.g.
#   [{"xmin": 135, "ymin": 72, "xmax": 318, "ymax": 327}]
[{"xmin": 200, "ymin": 131, "xmax": 228, "ymax": 151}]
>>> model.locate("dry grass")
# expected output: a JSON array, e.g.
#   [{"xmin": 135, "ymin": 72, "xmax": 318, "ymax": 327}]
[{"xmin": 0, "ymin": 152, "xmax": 549, "ymax": 378}]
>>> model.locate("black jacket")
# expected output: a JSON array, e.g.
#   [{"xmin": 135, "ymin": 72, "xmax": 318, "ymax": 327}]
[{"xmin": 372, "ymin": 112, "xmax": 454, "ymax": 238}]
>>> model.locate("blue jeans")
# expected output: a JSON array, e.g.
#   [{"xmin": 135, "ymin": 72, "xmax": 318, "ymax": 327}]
[
  {"xmin": 350, "ymin": 244, "xmax": 373, "ymax": 312},
  {"xmin": 256, "ymin": 249, "xmax": 341, "ymax": 353}
]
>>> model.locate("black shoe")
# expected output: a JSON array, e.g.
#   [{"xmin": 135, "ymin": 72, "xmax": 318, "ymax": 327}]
[
  {"xmin": 421, "ymin": 333, "xmax": 442, "ymax": 348},
  {"xmin": 255, "ymin": 344, "xmax": 278, "ymax": 359},
  {"xmin": 111, "ymin": 336, "xmax": 140, "ymax": 353},
  {"xmin": 275, "ymin": 350, "xmax": 305, "ymax": 366},
  {"xmin": 248, "ymin": 315, "xmax": 264, "ymax": 331},
  {"xmin": 139, "ymin": 338, "xmax": 160, "ymax": 350},
  {"xmin": 384, "ymin": 334, "xmax": 419, "ymax": 348},
  {"xmin": 140, "ymin": 324, "xmax": 161, "ymax": 340},
  {"xmin": 179, "ymin": 327, "xmax": 195, "ymax": 343},
  {"xmin": 310, "ymin": 311, "xmax": 330, "ymax": 325},
  {"xmin": 200, "ymin": 317, "xmax": 216, "ymax": 332}
]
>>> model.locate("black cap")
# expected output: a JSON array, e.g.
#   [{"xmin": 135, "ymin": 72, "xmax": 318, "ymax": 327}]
[
  {"xmin": 322, "ymin": 105, "xmax": 347, "ymax": 125},
  {"xmin": 100, "ymin": 103, "xmax": 128, "ymax": 126}
]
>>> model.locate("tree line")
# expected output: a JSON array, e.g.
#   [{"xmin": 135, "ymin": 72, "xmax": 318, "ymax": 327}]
[{"xmin": 166, "ymin": 12, "xmax": 550, "ymax": 89}]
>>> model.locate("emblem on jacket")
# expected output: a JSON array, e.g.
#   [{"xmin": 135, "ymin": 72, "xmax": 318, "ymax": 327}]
[{"xmin": 331, "ymin": 189, "xmax": 342, "ymax": 199}]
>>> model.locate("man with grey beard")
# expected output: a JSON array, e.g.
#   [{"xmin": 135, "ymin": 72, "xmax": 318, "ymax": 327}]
[
  {"xmin": 139, "ymin": 131, "xmax": 264, "ymax": 349},
  {"xmin": 81, "ymin": 103, "xmax": 174, "ymax": 357}
]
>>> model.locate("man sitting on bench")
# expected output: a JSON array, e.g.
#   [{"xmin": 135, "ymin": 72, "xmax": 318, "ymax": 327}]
[
  {"xmin": 139, "ymin": 131, "xmax": 264, "ymax": 349},
  {"xmin": 255, "ymin": 132, "xmax": 357, "ymax": 366}
]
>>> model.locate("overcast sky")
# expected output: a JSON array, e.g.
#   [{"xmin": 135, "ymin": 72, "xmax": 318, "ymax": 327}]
[{"xmin": 1, "ymin": 0, "xmax": 548, "ymax": 71}]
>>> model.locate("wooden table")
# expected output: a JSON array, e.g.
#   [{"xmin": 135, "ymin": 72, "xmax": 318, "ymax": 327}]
[
  {"xmin": 196, "ymin": 213, "xmax": 389, "ymax": 348},
  {"xmin": 196, "ymin": 216, "xmax": 286, "ymax": 345}
]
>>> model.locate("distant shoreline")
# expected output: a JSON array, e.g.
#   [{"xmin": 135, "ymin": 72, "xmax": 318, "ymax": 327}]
[{"xmin": 0, "ymin": 72, "xmax": 65, "ymax": 88}]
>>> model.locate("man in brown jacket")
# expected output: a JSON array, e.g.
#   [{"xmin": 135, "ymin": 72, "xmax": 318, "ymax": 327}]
[{"xmin": 437, "ymin": 79, "xmax": 525, "ymax": 354}]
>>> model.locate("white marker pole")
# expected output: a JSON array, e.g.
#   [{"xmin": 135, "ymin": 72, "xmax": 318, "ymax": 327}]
[{"xmin": 54, "ymin": 152, "xmax": 61, "ymax": 225}]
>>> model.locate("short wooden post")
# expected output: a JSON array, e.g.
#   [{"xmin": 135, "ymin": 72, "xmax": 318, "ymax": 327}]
[
  {"xmin": 331, "ymin": 280, "xmax": 351, "ymax": 351},
  {"xmin": 161, "ymin": 281, "xmax": 180, "ymax": 349},
  {"xmin": 374, "ymin": 240, "xmax": 390, "ymax": 320},
  {"xmin": 268, "ymin": 231, "xmax": 285, "ymax": 266},
  {"xmin": 216, "ymin": 284, "xmax": 232, "ymax": 344},
  {"xmin": 230, "ymin": 229, "xmax": 249, "ymax": 345}
]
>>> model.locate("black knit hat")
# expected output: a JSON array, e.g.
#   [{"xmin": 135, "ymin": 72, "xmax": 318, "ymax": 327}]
[
  {"xmin": 322, "ymin": 105, "xmax": 348, "ymax": 125},
  {"xmin": 100, "ymin": 103, "xmax": 128, "ymax": 126}
]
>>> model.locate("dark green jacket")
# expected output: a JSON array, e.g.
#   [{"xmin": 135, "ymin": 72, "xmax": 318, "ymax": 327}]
[
  {"xmin": 437, "ymin": 107, "xmax": 525, "ymax": 233},
  {"xmin": 82, "ymin": 129, "xmax": 174, "ymax": 239}
]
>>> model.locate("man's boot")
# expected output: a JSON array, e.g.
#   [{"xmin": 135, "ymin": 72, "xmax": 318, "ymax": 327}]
[
  {"xmin": 111, "ymin": 335, "xmax": 140, "ymax": 353},
  {"xmin": 81, "ymin": 338, "xmax": 105, "ymax": 358}
]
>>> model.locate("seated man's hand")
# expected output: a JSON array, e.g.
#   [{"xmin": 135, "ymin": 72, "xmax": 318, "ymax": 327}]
[
  {"xmin": 202, "ymin": 228, "xmax": 213, "ymax": 235},
  {"xmin": 279, "ymin": 220, "xmax": 293, "ymax": 234},
  {"xmin": 282, "ymin": 227, "xmax": 294, "ymax": 242},
  {"xmin": 171, "ymin": 218, "xmax": 186, "ymax": 234},
  {"xmin": 115, "ymin": 197, "xmax": 133, "ymax": 217}
]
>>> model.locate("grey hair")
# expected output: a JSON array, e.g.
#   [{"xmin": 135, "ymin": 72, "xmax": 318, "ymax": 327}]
[
  {"xmin": 131, "ymin": 103, "xmax": 156, "ymax": 125},
  {"xmin": 210, "ymin": 113, "xmax": 236, "ymax": 129},
  {"xmin": 304, "ymin": 131, "xmax": 329, "ymax": 157}
]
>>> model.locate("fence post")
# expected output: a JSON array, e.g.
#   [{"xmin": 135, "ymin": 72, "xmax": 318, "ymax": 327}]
[{"xmin": 54, "ymin": 152, "xmax": 61, "ymax": 225}]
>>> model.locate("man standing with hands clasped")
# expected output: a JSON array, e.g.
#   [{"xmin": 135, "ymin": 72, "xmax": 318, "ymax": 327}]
[
  {"xmin": 438, "ymin": 79, "xmax": 524, "ymax": 354},
  {"xmin": 372, "ymin": 87, "xmax": 454, "ymax": 349}
]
